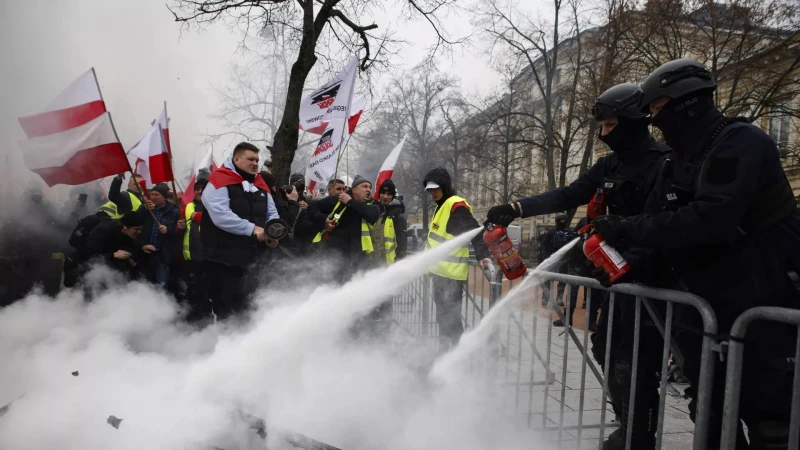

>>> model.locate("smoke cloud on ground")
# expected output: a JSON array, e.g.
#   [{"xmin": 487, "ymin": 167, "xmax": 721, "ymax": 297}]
[{"xmin": 0, "ymin": 229, "xmax": 548, "ymax": 450}]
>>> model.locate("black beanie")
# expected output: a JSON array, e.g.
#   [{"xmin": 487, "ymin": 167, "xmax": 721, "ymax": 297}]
[
  {"xmin": 289, "ymin": 173, "xmax": 305, "ymax": 185},
  {"xmin": 379, "ymin": 179, "xmax": 397, "ymax": 197},
  {"xmin": 120, "ymin": 211, "xmax": 143, "ymax": 227},
  {"xmin": 151, "ymin": 183, "xmax": 170, "ymax": 199}
]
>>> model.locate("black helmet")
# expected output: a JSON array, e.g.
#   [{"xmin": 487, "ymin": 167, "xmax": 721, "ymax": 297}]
[
  {"xmin": 592, "ymin": 83, "xmax": 647, "ymax": 121},
  {"xmin": 638, "ymin": 59, "xmax": 716, "ymax": 112}
]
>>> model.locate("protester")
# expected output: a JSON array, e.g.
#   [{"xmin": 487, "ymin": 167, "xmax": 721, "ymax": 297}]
[
  {"xmin": 592, "ymin": 59, "xmax": 800, "ymax": 449},
  {"xmin": 423, "ymin": 168, "xmax": 492, "ymax": 351},
  {"xmin": 360, "ymin": 179, "xmax": 408, "ymax": 339},
  {"xmin": 310, "ymin": 175, "xmax": 380, "ymax": 281},
  {"xmin": 182, "ymin": 173, "xmax": 210, "ymax": 321},
  {"xmin": 326, "ymin": 178, "xmax": 347, "ymax": 197},
  {"xmin": 101, "ymin": 173, "xmax": 145, "ymax": 218},
  {"xmin": 84, "ymin": 211, "xmax": 144, "ymax": 279},
  {"xmin": 201, "ymin": 142, "xmax": 279, "ymax": 320},
  {"xmin": 275, "ymin": 173, "xmax": 315, "ymax": 258},
  {"xmin": 136, "ymin": 183, "xmax": 179, "ymax": 290}
]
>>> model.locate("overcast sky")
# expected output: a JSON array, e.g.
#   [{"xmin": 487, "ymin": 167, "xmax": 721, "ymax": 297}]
[{"xmin": 0, "ymin": 0, "xmax": 505, "ymax": 191}]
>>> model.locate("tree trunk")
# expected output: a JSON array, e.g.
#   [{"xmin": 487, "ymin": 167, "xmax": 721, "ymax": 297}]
[{"xmin": 271, "ymin": 1, "xmax": 333, "ymax": 182}]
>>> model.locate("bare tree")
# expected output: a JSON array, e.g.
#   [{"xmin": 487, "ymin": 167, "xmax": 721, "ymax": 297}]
[
  {"xmin": 169, "ymin": 0, "xmax": 463, "ymax": 182},
  {"xmin": 477, "ymin": 0, "xmax": 592, "ymax": 195}
]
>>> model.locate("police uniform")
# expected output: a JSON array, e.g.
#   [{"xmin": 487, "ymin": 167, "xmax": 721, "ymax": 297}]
[{"xmin": 594, "ymin": 59, "xmax": 800, "ymax": 449}]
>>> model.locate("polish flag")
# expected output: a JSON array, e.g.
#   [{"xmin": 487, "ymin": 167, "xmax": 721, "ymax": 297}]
[
  {"xmin": 128, "ymin": 123, "xmax": 170, "ymax": 187},
  {"xmin": 17, "ymin": 68, "xmax": 130, "ymax": 186},
  {"xmin": 300, "ymin": 96, "xmax": 366, "ymax": 135},
  {"xmin": 180, "ymin": 146, "xmax": 218, "ymax": 206},
  {"xmin": 374, "ymin": 136, "xmax": 406, "ymax": 196},
  {"xmin": 133, "ymin": 102, "xmax": 174, "ymax": 185}
]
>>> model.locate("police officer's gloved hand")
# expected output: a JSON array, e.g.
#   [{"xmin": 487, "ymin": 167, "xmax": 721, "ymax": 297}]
[
  {"xmin": 591, "ymin": 214, "xmax": 627, "ymax": 247},
  {"xmin": 487, "ymin": 203, "xmax": 520, "ymax": 227},
  {"xmin": 591, "ymin": 266, "xmax": 613, "ymax": 288}
]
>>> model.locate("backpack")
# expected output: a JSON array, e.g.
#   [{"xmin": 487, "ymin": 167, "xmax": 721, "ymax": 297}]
[
  {"xmin": 68, "ymin": 214, "xmax": 110, "ymax": 251},
  {"xmin": 550, "ymin": 229, "xmax": 578, "ymax": 253}
]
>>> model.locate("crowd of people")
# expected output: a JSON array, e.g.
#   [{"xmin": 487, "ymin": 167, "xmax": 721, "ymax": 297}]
[{"xmin": 0, "ymin": 142, "xmax": 492, "ymax": 349}]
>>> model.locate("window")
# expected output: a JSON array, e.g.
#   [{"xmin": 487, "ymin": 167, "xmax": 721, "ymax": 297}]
[{"xmin": 768, "ymin": 102, "xmax": 791, "ymax": 156}]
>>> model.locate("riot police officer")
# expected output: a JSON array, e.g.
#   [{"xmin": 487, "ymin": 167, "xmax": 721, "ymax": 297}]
[
  {"xmin": 593, "ymin": 59, "xmax": 800, "ymax": 450},
  {"xmin": 488, "ymin": 82, "xmax": 672, "ymax": 449}
]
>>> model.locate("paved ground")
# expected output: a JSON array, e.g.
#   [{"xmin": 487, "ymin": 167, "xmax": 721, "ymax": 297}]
[{"xmin": 496, "ymin": 299, "xmax": 696, "ymax": 450}]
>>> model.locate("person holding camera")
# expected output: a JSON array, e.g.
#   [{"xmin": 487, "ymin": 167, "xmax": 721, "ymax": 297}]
[
  {"xmin": 273, "ymin": 173, "xmax": 315, "ymax": 257},
  {"xmin": 84, "ymin": 211, "xmax": 145, "ymax": 279},
  {"xmin": 309, "ymin": 175, "xmax": 380, "ymax": 282}
]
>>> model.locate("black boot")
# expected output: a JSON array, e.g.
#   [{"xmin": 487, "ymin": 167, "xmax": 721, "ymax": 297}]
[{"xmin": 602, "ymin": 363, "xmax": 658, "ymax": 450}]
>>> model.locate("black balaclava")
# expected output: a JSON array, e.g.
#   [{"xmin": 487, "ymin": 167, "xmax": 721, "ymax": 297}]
[
  {"xmin": 651, "ymin": 91, "xmax": 719, "ymax": 155},
  {"xmin": 598, "ymin": 117, "xmax": 651, "ymax": 154},
  {"xmin": 555, "ymin": 213, "xmax": 568, "ymax": 231},
  {"xmin": 236, "ymin": 163, "xmax": 257, "ymax": 183}
]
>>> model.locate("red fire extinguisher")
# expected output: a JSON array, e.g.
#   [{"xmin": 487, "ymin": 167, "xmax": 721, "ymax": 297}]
[
  {"xmin": 484, "ymin": 223, "xmax": 527, "ymax": 280},
  {"xmin": 577, "ymin": 224, "xmax": 630, "ymax": 284},
  {"xmin": 587, "ymin": 188, "xmax": 607, "ymax": 220}
]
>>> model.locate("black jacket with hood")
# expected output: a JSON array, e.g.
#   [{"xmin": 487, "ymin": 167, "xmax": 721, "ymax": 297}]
[{"xmin": 423, "ymin": 168, "xmax": 491, "ymax": 261}]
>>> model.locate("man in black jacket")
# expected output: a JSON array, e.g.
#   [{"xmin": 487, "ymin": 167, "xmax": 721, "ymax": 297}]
[
  {"xmin": 137, "ymin": 183, "xmax": 180, "ymax": 290},
  {"xmin": 375, "ymin": 179, "xmax": 408, "ymax": 262},
  {"xmin": 309, "ymin": 175, "xmax": 380, "ymax": 282},
  {"xmin": 423, "ymin": 168, "xmax": 492, "ymax": 351},
  {"xmin": 85, "ymin": 211, "xmax": 144, "ymax": 278},
  {"xmin": 487, "ymin": 83, "xmax": 672, "ymax": 450},
  {"xmin": 100, "ymin": 173, "xmax": 146, "ymax": 218}
]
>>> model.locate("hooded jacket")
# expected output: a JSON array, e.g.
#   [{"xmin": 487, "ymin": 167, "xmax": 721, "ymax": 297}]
[{"xmin": 423, "ymin": 168, "xmax": 491, "ymax": 261}]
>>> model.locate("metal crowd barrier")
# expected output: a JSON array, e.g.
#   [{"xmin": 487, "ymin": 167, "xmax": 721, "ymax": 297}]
[
  {"xmin": 393, "ymin": 264, "xmax": 721, "ymax": 450},
  {"xmin": 720, "ymin": 306, "xmax": 800, "ymax": 450}
]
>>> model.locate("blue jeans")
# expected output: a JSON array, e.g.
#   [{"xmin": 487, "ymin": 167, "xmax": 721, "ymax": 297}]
[{"xmin": 151, "ymin": 262, "xmax": 170, "ymax": 290}]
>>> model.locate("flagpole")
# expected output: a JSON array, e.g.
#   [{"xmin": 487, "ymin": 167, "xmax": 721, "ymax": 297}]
[
  {"xmin": 332, "ymin": 54, "xmax": 359, "ymax": 183},
  {"xmin": 163, "ymin": 101, "xmax": 180, "ymax": 199}
]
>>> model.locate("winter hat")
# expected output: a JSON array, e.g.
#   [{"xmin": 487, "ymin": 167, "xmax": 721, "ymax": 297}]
[
  {"xmin": 120, "ymin": 211, "xmax": 143, "ymax": 227},
  {"xmin": 422, "ymin": 168, "xmax": 452, "ymax": 194},
  {"xmin": 289, "ymin": 173, "xmax": 305, "ymax": 185},
  {"xmin": 151, "ymin": 183, "xmax": 170, "ymax": 199},
  {"xmin": 351, "ymin": 175, "xmax": 371, "ymax": 189},
  {"xmin": 194, "ymin": 178, "xmax": 209, "ymax": 190},
  {"xmin": 379, "ymin": 179, "xmax": 397, "ymax": 197}
]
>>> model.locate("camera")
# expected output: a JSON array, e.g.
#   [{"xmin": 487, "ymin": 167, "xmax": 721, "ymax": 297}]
[{"xmin": 281, "ymin": 181, "xmax": 306, "ymax": 202}]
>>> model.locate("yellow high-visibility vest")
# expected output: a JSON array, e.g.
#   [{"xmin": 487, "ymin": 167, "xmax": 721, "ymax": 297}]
[
  {"xmin": 183, "ymin": 202, "xmax": 196, "ymax": 260},
  {"xmin": 427, "ymin": 196, "xmax": 471, "ymax": 280},
  {"xmin": 312, "ymin": 201, "xmax": 374, "ymax": 254},
  {"xmin": 97, "ymin": 191, "xmax": 142, "ymax": 219},
  {"xmin": 384, "ymin": 216, "xmax": 396, "ymax": 264}
]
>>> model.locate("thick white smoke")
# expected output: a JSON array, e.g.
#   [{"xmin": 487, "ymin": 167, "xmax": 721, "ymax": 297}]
[{"xmin": 0, "ymin": 231, "xmax": 549, "ymax": 450}]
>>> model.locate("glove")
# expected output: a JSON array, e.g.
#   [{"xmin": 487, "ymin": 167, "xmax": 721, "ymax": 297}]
[
  {"xmin": 591, "ymin": 214, "xmax": 626, "ymax": 247},
  {"xmin": 192, "ymin": 212, "xmax": 203, "ymax": 224},
  {"xmin": 487, "ymin": 203, "xmax": 520, "ymax": 227},
  {"xmin": 591, "ymin": 266, "xmax": 612, "ymax": 288}
]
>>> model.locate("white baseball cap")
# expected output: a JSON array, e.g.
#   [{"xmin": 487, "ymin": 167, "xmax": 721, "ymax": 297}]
[{"xmin": 425, "ymin": 181, "xmax": 440, "ymax": 190}]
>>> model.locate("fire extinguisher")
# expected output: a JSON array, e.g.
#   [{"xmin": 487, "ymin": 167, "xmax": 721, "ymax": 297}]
[
  {"xmin": 587, "ymin": 188, "xmax": 607, "ymax": 220},
  {"xmin": 484, "ymin": 223, "xmax": 527, "ymax": 280},
  {"xmin": 577, "ymin": 223, "xmax": 630, "ymax": 284}
]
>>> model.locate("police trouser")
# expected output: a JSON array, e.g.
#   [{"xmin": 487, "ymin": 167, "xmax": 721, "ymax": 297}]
[
  {"xmin": 675, "ymin": 304, "xmax": 797, "ymax": 450},
  {"xmin": 431, "ymin": 275, "xmax": 465, "ymax": 352},
  {"xmin": 591, "ymin": 293, "xmax": 663, "ymax": 449}
]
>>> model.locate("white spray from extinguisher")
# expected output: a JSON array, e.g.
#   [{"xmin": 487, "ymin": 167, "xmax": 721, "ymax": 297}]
[{"xmin": 431, "ymin": 237, "xmax": 581, "ymax": 379}]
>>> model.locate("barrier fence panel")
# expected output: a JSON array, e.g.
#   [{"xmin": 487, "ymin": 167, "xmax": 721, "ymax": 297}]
[
  {"xmin": 393, "ymin": 264, "xmax": 719, "ymax": 450},
  {"xmin": 720, "ymin": 307, "xmax": 800, "ymax": 450}
]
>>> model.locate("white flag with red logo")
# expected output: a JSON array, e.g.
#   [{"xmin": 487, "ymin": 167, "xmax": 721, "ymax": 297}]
[
  {"xmin": 298, "ymin": 56, "xmax": 359, "ymax": 132},
  {"xmin": 300, "ymin": 95, "xmax": 366, "ymax": 135},
  {"xmin": 305, "ymin": 118, "xmax": 349, "ymax": 193},
  {"xmin": 128, "ymin": 123, "xmax": 170, "ymax": 187},
  {"xmin": 17, "ymin": 68, "xmax": 130, "ymax": 186},
  {"xmin": 374, "ymin": 136, "xmax": 406, "ymax": 196},
  {"xmin": 180, "ymin": 146, "xmax": 218, "ymax": 206}
]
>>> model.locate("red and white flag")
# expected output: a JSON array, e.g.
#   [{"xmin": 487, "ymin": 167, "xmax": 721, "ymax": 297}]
[
  {"xmin": 128, "ymin": 123, "xmax": 170, "ymax": 187},
  {"xmin": 300, "ymin": 95, "xmax": 366, "ymax": 135},
  {"xmin": 17, "ymin": 68, "xmax": 129, "ymax": 186},
  {"xmin": 180, "ymin": 146, "xmax": 218, "ymax": 206},
  {"xmin": 299, "ymin": 56, "xmax": 359, "ymax": 133},
  {"xmin": 305, "ymin": 118, "xmax": 349, "ymax": 194},
  {"xmin": 374, "ymin": 136, "xmax": 406, "ymax": 196}
]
